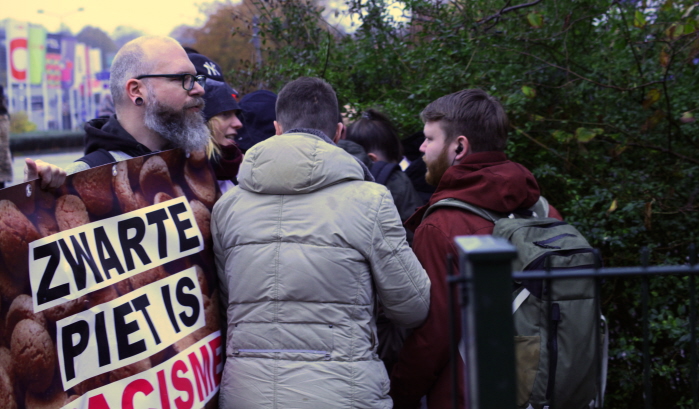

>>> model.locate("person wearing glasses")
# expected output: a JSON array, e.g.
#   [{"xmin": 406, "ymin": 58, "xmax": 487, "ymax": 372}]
[{"xmin": 24, "ymin": 36, "xmax": 211, "ymax": 185}]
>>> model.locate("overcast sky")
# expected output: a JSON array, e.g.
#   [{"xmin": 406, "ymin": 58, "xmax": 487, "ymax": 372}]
[
  {"xmin": 0, "ymin": 0, "xmax": 216, "ymax": 37},
  {"xmin": 1, "ymin": 0, "xmax": 409, "ymax": 42}
]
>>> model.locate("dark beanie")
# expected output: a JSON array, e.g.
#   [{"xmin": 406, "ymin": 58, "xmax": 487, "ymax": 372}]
[
  {"xmin": 202, "ymin": 79, "xmax": 240, "ymax": 121},
  {"xmin": 234, "ymin": 90, "xmax": 278, "ymax": 152}
]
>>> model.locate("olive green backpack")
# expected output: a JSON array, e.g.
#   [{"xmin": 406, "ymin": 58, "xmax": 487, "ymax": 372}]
[{"xmin": 425, "ymin": 197, "xmax": 608, "ymax": 409}]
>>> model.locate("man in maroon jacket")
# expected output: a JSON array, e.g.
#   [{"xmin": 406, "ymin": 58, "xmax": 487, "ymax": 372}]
[{"xmin": 389, "ymin": 89, "xmax": 561, "ymax": 408}]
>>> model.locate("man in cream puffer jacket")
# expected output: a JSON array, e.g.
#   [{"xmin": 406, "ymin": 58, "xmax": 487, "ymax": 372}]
[{"xmin": 211, "ymin": 77, "xmax": 431, "ymax": 409}]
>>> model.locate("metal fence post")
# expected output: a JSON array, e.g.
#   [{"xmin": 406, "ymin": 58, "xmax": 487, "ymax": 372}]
[{"xmin": 455, "ymin": 235, "xmax": 518, "ymax": 409}]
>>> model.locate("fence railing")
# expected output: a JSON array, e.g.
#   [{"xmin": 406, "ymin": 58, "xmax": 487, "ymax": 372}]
[{"xmin": 451, "ymin": 235, "xmax": 699, "ymax": 409}]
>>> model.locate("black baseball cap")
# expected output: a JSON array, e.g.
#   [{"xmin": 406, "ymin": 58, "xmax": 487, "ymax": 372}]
[
  {"xmin": 187, "ymin": 52, "xmax": 240, "ymax": 120},
  {"xmin": 188, "ymin": 52, "xmax": 225, "ymax": 82}
]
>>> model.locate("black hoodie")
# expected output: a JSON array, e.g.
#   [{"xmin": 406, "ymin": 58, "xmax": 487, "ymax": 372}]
[{"xmin": 78, "ymin": 115, "xmax": 170, "ymax": 167}]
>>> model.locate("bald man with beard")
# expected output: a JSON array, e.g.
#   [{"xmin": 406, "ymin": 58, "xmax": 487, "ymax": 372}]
[{"xmin": 25, "ymin": 36, "xmax": 211, "ymax": 187}]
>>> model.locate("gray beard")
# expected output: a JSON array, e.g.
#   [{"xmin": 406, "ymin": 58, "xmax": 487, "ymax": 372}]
[{"xmin": 143, "ymin": 98, "xmax": 209, "ymax": 152}]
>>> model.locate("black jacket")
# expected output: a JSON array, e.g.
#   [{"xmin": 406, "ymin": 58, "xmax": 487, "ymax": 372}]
[
  {"xmin": 337, "ymin": 140, "xmax": 421, "ymax": 222},
  {"xmin": 382, "ymin": 166, "xmax": 424, "ymax": 223}
]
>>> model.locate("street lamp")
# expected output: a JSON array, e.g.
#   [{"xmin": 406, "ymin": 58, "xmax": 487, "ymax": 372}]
[{"xmin": 37, "ymin": 7, "xmax": 84, "ymax": 33}]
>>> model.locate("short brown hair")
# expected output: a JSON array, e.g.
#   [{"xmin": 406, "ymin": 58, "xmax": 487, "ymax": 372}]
[
  {"xmin": 276, "ymin": 77, "xmax": 339, "ymax": 139},
  {"xmin": 420, "ymin": 89, "xmax": 509, "ymax": 152}
]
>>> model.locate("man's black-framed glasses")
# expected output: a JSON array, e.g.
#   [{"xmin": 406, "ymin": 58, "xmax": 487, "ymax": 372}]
[{"xmin": 135, "ymin": 73, "xmax": 206, "ymax": 91}]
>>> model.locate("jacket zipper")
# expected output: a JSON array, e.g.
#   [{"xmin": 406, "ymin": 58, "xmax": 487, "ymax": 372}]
[{"xmin": 234, "ymin": 349, "xmax": 331, "ymax": 360}]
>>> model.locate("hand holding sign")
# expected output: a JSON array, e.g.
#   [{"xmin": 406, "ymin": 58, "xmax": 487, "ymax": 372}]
[
  {"xmin": 0, "ymin": 149, "xmax": 223, "ymax": 408},
  {"xmin": 24, "ymin": 158, "xmax": 67, "ymax": 190}
]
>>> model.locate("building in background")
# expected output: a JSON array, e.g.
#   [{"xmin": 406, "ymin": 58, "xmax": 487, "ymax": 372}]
[{"xmin": 0, "ymin": 19, "xmax": 110, "ymax": 132}]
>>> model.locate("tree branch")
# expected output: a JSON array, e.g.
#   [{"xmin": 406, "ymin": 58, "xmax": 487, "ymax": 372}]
[
  {"xmin": 626, "ymin": 142, "xmax": 699, "ymax": 165},
  {"xmin": 496, "ymin": 46, "xmax": 665, "ymax": 91},
  {"xmin": 320, "ymin": 31, "xmax": 331, "ymax": 80},
  {"xmin": 661, "ymin": 47, "xmax": 675, "ymax": 151},
  {"xmin": 532, "ymin": 78, "xmax": 582, "ymax": 89},
  {"xmin": 521, "ymin": 13, "xmax": 605, "ymax": 43},
  {"xmin": 512, "ymin": 126, "xmax": 609, "ymax": 189},
  {"xmin": 480, "ymin": 0, "xmax": 512, "ymax": 31},
  {"xmin": 479, "ymin": 0, "xmax": 542, "ymax": 26},
  {"xmin": 449, "ymin": 0, "xmax": 463, "ymax": 12}
]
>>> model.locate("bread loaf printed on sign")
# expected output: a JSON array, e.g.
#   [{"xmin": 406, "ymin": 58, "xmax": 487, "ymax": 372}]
[
  {"xmin": 0, "ymin": 200, "xmax": 41, "ymax": 279},
  {"xmin": 113, "ymin": 161, "xmax": 140, "ymax": 213},
  {"xmin": 0, "ymin": 149, "xmax": 222, "ymax": 404},
  {"xmin": 11, "ymin": 319, "xmax": 55, "ymax": 393},
  {"xmin": 72, "ymin": 165, "xmax": 115, "ymax": 216}
]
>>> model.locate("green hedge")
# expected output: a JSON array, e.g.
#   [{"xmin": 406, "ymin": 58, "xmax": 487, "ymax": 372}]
[{"xmin": 222, "ymin": 0, "xmax": 699, "ymax": 406}]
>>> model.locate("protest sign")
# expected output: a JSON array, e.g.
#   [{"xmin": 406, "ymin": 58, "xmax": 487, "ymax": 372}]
[{"xmin": 0, "ymin": 149, "xmax": 223, "ymax": 409}]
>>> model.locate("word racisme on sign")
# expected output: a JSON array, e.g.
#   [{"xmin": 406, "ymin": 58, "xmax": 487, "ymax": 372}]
[{"xmin": 67, "ymin": 332, "xmax": 223, "ymax": 409}]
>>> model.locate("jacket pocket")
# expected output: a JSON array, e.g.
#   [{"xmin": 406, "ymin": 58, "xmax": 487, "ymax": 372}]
[
  {"xmin": 230, "ymin": 322, "xmax": 335, "ymax": 360},
  {"xmin": 515, "ymin": 335, "xmax": 541, "ymax": 407}
]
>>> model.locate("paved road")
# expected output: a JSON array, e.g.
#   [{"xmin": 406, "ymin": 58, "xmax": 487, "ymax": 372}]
[{"xmin": 8, "ymin": 150, "xmax": 83, "ymax": 187}]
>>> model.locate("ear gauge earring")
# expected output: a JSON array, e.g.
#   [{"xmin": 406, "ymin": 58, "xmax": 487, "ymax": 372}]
[{"xmin": 135, "ymin": 97, "xmax": 144, "ymax": 106}]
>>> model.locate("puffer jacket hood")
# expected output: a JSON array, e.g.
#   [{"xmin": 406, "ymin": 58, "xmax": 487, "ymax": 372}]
[
  {"xmin": 83, "ymin": 115, "xmax": 158, "ymax": 157},
  {"xmin": 238, "ymin": 131, "xmax": 366, "ymax": 195},
  {"xmin": 212, "ymin": 129, "xmax": 430, "ymax": 408}
]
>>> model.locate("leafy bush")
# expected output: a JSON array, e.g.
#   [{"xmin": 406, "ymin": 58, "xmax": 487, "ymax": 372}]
[
  {"xmin": 207, "ymin": 0, "xmax": 699, "ymax": 405},
  {"xmin": 10, "ymin": 111, "xmax": 37, "ymax": 134}
]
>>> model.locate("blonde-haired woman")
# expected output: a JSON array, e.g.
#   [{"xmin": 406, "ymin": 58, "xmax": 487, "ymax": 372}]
[{"xmin": 188, "ymin": 52, "xmax": 244, "ymax": 194}]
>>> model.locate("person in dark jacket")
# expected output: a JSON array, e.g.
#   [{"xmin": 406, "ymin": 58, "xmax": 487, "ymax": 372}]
[
  {"xmin": 234, "ymin": 90, "xmax": 277, "ymax": 153},
  {"xmin": 346, "ymin": 109, "xmax": 423, "ymax": 223},
  {"xmin": 389, "ymin": 89, "xmax": 562, "ymax": 409},
  {"xmin": 401, "ymin": 131, "xmax": 435, "ymax": 205},
  {"xmin": 25, "ymin": 35, "xmax": 210, "ymax": 185}
]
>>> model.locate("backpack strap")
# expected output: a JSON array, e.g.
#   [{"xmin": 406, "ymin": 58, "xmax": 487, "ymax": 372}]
[
  {"xmin": 422, "ymin": 198, "xmax": 504, "ymax": 223},
  {"xmin": 512, "ymin": 287, "xmax": 531, "ymax": 314},
  {"xmin": 422, "ymin": 196, "xmax": 551, "ymax": 222},
  {"xmin": 530, "ymin": 196, "xmax": 550, "ymax": 218},
  {"xmin": 370, "ymin": 161, "xmax": 400, "ymax": 186},
  {"xmin": 76, "ymin": 149, "xmax": 116, "ymax": 168},
  {"xmin": 599, "ymin": 314, "xmax": 609, "ymax": 407}
]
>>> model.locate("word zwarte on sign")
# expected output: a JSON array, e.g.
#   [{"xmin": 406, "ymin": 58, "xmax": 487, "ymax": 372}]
[{"xmin": 29, "ymin": 196, "xmax": 204, "ymax": 313}]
